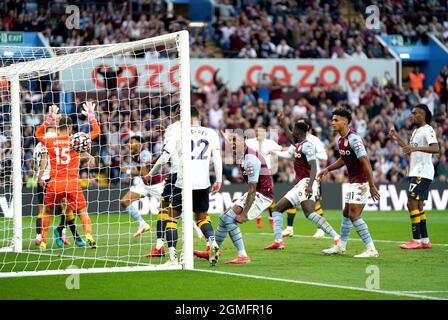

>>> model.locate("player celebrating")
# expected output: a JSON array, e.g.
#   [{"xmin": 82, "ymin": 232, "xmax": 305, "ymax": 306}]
[
  {"xmin": 33, "ymin": 127, "xmax": 85, "ymax": 248},
  {"xmin": 148, "ymin": 107, "xmax": 222, "ymax": 266},
  {"xmin": 280, "ymin": 117, "xmax": 328, "ymax": 239},
  {"xmin": 120, "ymin": 135, "xmax": 164, "ymax": 238},
  {"xmin": 389, "ymin": 104, "xmax": 439, "ymax": 249},
  {"xmin": 265, "ymin": 121, "xmax": 340, "ymax": 250},
  {"xmin": 245, "ymin": 127, "xmax": 283, "ymax": 229},
  {"xmin": 34, "ymin": 102, "xmax": 100, "ymax": 250},
  {"xmin": 214, "ymin": 131, "xmax": 274, "ymax": 264},
  {"xmin": 319, "ymin": 108, "xmax": 380, "ymax": 258}
]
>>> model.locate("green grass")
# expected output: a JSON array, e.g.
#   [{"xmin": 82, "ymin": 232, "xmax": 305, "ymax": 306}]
[{"xmin": 1, "ymin": 210, "xmax": 447, "ymax": 300}]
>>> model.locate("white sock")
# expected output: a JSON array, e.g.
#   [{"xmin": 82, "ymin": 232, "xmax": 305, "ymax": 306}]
[
  {"xmin": 413, "ymin": 238, "xmax": 422, "ymax": 242},
  {"xmin": 156, "ymin": 239, "xmax": 164, "ymax": 250},
  {"xmin": 340, "ymin": 240, "xmax": 347, "ymax": 250},
  {"xmin": 62, "ymin": 228, "xmax": 67, "ymax": 236},
  {"xmin": 168, "ymin": 247, "xmax": 176, "ymax": 261},
  {"xmin": 238, "ymin": 249, "xmax": 247, "ymax": 257},
  {"xmin": 286, "ymin": 226, "xmax": 293, "ymax": 231},
  {"xmin": 367, "ymin": 242, "xmax": 376, "ymax": 251},
  {"xmin": 140, "ymin": 221, "xmax": 148, "ymax": 228},
  {"xmin": 421, "ymin": 237, "xmax": 429, "ymax": 244},
  {"xmin": 275, "ymin": 239, "xmax": 283, "ymax": 243},
  {"xmin": 36, "ymin": 234, "xmax": 42, "ymax": 241}
]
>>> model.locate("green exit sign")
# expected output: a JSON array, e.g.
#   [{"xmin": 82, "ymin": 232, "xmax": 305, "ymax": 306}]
[{"xmin": 0, "ymin": 32, "xmax": 24, "ymax": 43}]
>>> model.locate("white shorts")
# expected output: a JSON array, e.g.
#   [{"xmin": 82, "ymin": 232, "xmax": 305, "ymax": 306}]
[
  {"xmin": 344, "ymin": 182, "xmax": 370, "ymax": 204},
  {"xmin": 284, "ymin": 178, "xmax": 319, "ymax": 208},
  {"xmin": 130, "ymin": 180, "xmax": 164, "ymax": 203},
  {"xmin": 233, "ymin": 192, "xmax": 273, "ymax": 221}
]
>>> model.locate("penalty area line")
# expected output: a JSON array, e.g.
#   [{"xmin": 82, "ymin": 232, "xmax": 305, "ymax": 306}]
[{"xmin": 194, "ymin": 269, "xmax": 446, "ymax": 300}]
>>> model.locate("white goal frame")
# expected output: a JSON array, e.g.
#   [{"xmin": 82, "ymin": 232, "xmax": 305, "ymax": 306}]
[{"xmin": 0, "ymin": 30, "xmax": 193, "ymax": 278}]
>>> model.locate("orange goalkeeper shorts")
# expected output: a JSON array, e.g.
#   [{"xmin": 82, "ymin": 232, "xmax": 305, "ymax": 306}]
[{"xmin": 44, "ymin": 179, "xmax": 87, "ymax": 211}]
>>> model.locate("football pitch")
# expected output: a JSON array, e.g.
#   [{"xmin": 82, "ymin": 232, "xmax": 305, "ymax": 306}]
[{"xmin": 0, "ymin": 210, "xmax": 447, "ymax": 300}]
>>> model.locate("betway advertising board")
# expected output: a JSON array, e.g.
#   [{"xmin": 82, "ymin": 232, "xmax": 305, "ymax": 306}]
[
  {"xmin": 1, "ymin": 183, "xmax": 445, "ymax": 217},
  {"xmin": 60, "ymin": 58, "xmax": 397, "ymax": 92}
]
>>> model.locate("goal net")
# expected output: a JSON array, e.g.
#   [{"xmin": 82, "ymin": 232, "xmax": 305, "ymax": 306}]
[{"xmin": 0, "ymin": 31, "xmax": 194, "ymax": 277}]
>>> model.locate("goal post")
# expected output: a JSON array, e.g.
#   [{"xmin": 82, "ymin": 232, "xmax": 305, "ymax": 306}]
[{"xmin": 0, "ymin": 30, "xmax": 193, "ymax": 277}]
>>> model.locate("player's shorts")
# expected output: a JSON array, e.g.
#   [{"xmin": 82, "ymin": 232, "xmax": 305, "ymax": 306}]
[
  {"xmin": 171, "ymin": 186, "xmax": 210, "ymax": 214},
  {"xmin": 44, "ymin": 180, "xmax": 87, "ymax": 211},
  {"xmin": 408, "ymin": 176, "xmax": 432, "ymax": 201},
  {"xmin": 284, "ymin": 178, "xmax": 319, "ymax": 208},
  {"xmin": 161, "ymin": 173, "xmax": 177, "ymax": 203},
  {"xmin": 130, "ymin": 180, "xmax": 164, "ymax": 203},
  {"xmin": 36, "ymin": 179, "xmax": 49, "ymax": 204},
  {"xmin": 344, "ymin": 182, "xmax": 370, "ymax": 204},
  {"xmin": 233, "ymin": 192, "xmax": 273, "ymax": 221}
]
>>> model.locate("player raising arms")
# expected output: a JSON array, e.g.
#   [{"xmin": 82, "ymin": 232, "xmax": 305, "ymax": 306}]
[
  {"xmin": 120, "ymin": 135, "xmax": 164, "ymax": 238},
  {"xmin": 34, "ymin": 102, "xmax": 100, "ymax": 250},
  {"xmin": 265, "ymin": 120, "xmax": 340, "ymax": 250},
  {"xmin": 148, "ymin": 107, "xmax": 222, "ymax": 266},
  {"xmin": 215, "ymin": 132, "xmax": 274, "ymax": 264},
  {"xmin": 319, "ymin": 108, "xmax": 380, "ymax": 258},
  {"xmin": 389, "ymin": 103, "xmax": 439, "ymax": 249},
  {"xmin": 33, "ymin": 125, "xmax": 85, "ymax": 248}
]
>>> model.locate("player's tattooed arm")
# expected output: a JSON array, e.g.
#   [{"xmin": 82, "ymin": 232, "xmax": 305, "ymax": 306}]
[
  {"xmin": 359, "ymin": 156, "xmax": 380, "ymax": 201},
  {"xmin": 318, "ymin": 157, "xmax": 345, "ymax": 179},
  {"xmin": 236, "ymin": 182, "xmax": 257, "ymax": 223}
]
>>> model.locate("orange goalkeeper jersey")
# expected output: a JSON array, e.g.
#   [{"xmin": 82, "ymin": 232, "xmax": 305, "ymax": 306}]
[{"xmin": 35, "ymin": 119, "xmax": 100, "ymax": 182}]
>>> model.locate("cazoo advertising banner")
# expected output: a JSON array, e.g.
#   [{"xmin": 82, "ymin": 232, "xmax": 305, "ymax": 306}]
[
  {"xmin": 1, "ymin": 183, "xmax": 446, "ymax": 218},
  {"xmin": 60, "ymin": 58, "xmax": 397, "ymax": 92}
]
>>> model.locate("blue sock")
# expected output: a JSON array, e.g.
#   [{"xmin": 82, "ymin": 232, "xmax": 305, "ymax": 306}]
[
  {"xmin": 220, "ymin": 209, "xmax": 246, "ymax": 253},
  {"xmin": 341, "ymin": 216, "xmax": 353, "ymax": 242},
  {"xmin": 215, "ymin": 212, "xmax": 229, "ymax": 247},
  {"xmin": 273, "ymin": 211, "xmax": 283, "ymax": 241},
  {"xmin": 307, "ymin": 212, "xmax": 337, "ymax": 239},
  {"xmin": 127, "ymin": 204, "xmax": 144, "ymax": 224},
  {"xmin": 353, "ymin": 218, "xmax": 375, "ymax": 249}
]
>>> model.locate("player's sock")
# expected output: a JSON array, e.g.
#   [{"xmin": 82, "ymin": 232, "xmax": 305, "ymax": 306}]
[
  {"xmin": 166, "ymin": 218, "xmax": 179, "ymax": 258},
  {"xmin": 419, "ymin": 210, "xmax": 429, "ymax": 241},
  {"xmin": 57, "ymin": 212, "xmax": 66, "ymax": 235},
  {"xmin": 196, "ymin": 216, "xmax": 214, "ymax": 240},
  {"xmin": 42, "ymin": 214, "xmax": 51, "ymax": 242},
  {"xmin": 272, "ymin": 211, "xmax": 283, "ymax": 241},
  {"xmin": 79, "ymin": 213, "xmax": 92, "ymax": 235},
  {"xmin": 353, "ymin": 218, "xmax": 376, "ymax": 250},
  {"xmin": 156, "ymin": 209, "xmax": 169, "ymax": 249},
  {"xmin": 223, "ymin": 210, "xmax": 247, "ymax": 256},
  {"xmin": 286, "ymin": 211, "xmax": 296, "ymax": 227},
  {"xmin": 340, "ymin": 216, "xmax": 353, "ymax": 250},
  {"xmin": 315, "ymin": 204, "xmax": 324, "ymax": 216},
  {"xmin": 126, "ymin": 204, "xmax": 145, "ymax": 224},
  {"xmin": 66, "ymin": 219, "xmax": 81, "ymax": 240},
  {"xmin": 307, "ymin": 212, "xmax": 337, "ymax": 239},
  {"xmin": 410, "ymin": 209, "xmax": 421, "ymax": 241},
  {"xmin": 215, "ymin": 211, "xmax": 229, "ymax": 247},
  {"xmin": 36, "ymin": 217, "xmax": 42, "ymax": 235}
]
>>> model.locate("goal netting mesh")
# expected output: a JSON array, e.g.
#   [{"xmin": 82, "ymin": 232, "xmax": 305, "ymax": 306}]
[{"xmin": 0, "ymin": 31, "xmax": 193, "ymax": 276}]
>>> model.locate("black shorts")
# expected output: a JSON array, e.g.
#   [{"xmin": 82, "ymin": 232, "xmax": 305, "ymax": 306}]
[
  {"xmin": 408, "ymin": 176, "xmax": 432, "ymax": 201},
  {"xmin": 171, "ymin": 186, "xmax": 210, "ymax": 214},
  {"xmin": 161, "ymin": 173, "xmax": 178, "ymax": 203},
  {"xmin": 36, "ymin": 179, "xmax": 49, "ymax": 204}
]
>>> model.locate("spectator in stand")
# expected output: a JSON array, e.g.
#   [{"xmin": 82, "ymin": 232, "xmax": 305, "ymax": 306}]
[
  {"xmin": 238, "ymin": 43, "xmax": 257, "ymax": 58},
  {"xmin": 276, "ymin": 39, "xmax": 292, "ymax": 58},
  {"xmin": 351, "ymin": 45, "xmax": 368, "ymax": 59},
  {"xmin": 408, "ymin": 67, "xmax": 425, "ymax": 91}
]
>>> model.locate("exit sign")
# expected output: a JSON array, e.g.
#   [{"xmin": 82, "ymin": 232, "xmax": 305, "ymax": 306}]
[{"xmin": 0, "ymin": 32, "xmax": 24, "ymax": 44}]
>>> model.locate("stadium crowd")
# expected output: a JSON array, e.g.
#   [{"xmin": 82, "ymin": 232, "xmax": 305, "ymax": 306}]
[{"xmin": 0, "ymin": 0, "xmax": 447, "ymax": 188}]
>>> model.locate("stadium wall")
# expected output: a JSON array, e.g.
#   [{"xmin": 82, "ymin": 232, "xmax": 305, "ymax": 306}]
[{"xmin": 1, "ymin": 183, "xmax": 446, "ymax": 217}]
